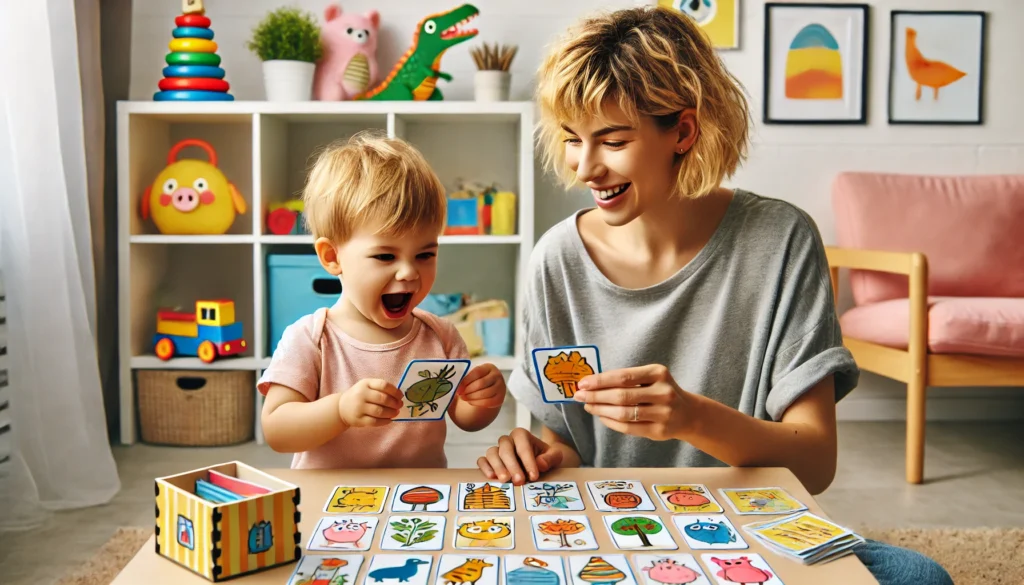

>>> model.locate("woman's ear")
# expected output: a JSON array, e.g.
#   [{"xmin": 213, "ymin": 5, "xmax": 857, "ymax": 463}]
[
  {"xmin": 674, "ymin": 109, "xmax": 699, "ymax": 155},
  {"xmin": 314, "ymin": 237, "xmax": 343, "ymax": 276}
]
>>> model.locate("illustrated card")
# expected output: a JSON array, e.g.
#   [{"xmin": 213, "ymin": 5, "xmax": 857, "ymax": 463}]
[
  {"xmin": 324, "ymin": 485, "xmax": 390, "ymax": 514},
  {"xmin": 458, "ymin": 482, "xmax": 516, "ymax": 512},
  {"xmin": 746, "ymin": 511, "xmax": 852, "ymax": 556},
  {"xmin": 287, "ymin": 554, "xmax": 364, "ymax": 585},
  {"xmin": 380, "ymin": 515, "xmax": 446, "ymax": 551},
  {"xmin": 504, "ymin": 555, "xmax": 568, "ymax": 585},
  {"xmin": 672, "ymin": 515, "xmax": 748, "ymax": 550},
  {"xmin": 633, "ymin": 554, "xmax": 712, "ymax": 585},
  {"xmin": 393, "ymin": 359, "xmax": 471, "ymax": 422},
  {"xmin": 530, "ymin": 514, "xmax": 599, "ymax": 551},
  {"xmin": 531, "ymin": 345, "xmax": 602, "ymax": 403},
  {"xmin": 652, "ymin": 484, "xmax": 724, "ymax": 514},
  {"xmin": 718, "ymin": 487, "xmax": 808, "ymax": 515},
  {"xmin": 586, "ymin": 480, "xmax": 657, "ymax": 512},
  {"xmin": 523, "ymin": 481, "xmax": 586, "ymax": 512},
  {"xmin": 566, "ymin": 554, "xmax": 638, "ymax": 585},
  {"xmin": 700, "ymin": 553, "xmax": 784, "ymax": 585},
  {"xmin": 392, "ymin": 484, "xmax": 452, "ymax": 513},
  {"xmin": 435, "ymin": 554, "xmax": 501, "ymax": 585},
  {"xmin": 307, "ymin": 516, "xmax": 380, "ymax": 552},
  {"xmin": 603, "ymin": 514, "xmax": 678, "ymax": 550},
  {"xmin": 453, "ymin": 516, "xmax": 515, "ymax": 550},
  {"xmin": 364, "ymin": 554, "xmax": 433, "ymax": 585}
]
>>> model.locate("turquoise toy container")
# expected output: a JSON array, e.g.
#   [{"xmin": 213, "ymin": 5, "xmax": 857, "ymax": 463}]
[{"xmin": 266, "ymin": 254, "xmax": 341, "ymax": 354}]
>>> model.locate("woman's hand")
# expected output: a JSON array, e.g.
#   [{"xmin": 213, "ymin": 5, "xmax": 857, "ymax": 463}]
[
  {"xmin": 574, "ymin": 364, "xmax": 695, "ymax": 441},
  {"xmin": 477, "ymin": 427, "xmax": 565, "ymax": 485}
]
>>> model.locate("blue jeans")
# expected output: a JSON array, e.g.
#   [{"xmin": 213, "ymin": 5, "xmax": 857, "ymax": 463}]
[{"xmin": 854, "ymin": 539, "xmax": 954, "ymax": 585}]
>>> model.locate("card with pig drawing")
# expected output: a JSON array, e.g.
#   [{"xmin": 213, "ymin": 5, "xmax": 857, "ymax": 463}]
[
  {"xmin": 652, "ymin": 484, "xmax": 724, "ymax": 514},
  {"xmin": 523, "ymin": 481, "xmax": 586, "ymax": 512},
  {"xmin": 530, "ymin": 515, "xmax": 599, "ymax": 551},
  {"xmin": 453, "ymin": 516, "xmax": 515, "ymax": 550},
  {"xmin": 504, "ymin": 555, "xmax": 568, "ymax": 585},
  {"xmin": 566, "ymin": 554, "xmax": 639, "ymax": 585},
  {"xmin": 434, "ymin": 554, "xmax": 501, "ymax": 585},
  {"xmin": 532, "ymin": 345, "xmax": 602, "ymax": 403},
  {"xmin": 672, "ymin": 515, "xmax": 748, "ymax": 551},
  {"xmin": 603, "ymin": 514, "xmax": 678, "ymax": 550},
  {"xmin": 392, "ymin": 484, "xmax": 452, "ymax": 513},
  {"xmin": 381, "ymin": 515, "xmax": 447, "ymax": 551},
  {"xmin": 458, "ymin": 482, "xmax": 516, "ymax": 512},
  {"xmin": 364, "ymin": 554, "xmax": 434, "ymax": 585},
  {"xmin": 700, "ymin": 554, "xmax": 784, "ymax": 585},
  {"xmin": 633, "ymin": 555, "xmax": 712, "ymax": 585},
  {"xmin": 586, "ymin": 480, "xmax": 656, "ymax": 512},
  {"xmin": 307, "ymin": 516, "xmax": 380, "ymax": 552},
  {"xmin": 324, "ymin": 485, "xmax": 390, "ymax": 514},
  {"xmin": 287, "ymin": 554, "xmax": 364, "ymax": 585},
  {"xmin": 393, "ymin": 359, "xmax": 470, "ymax": 422}
]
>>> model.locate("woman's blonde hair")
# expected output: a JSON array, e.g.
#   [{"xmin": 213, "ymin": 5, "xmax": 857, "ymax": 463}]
[
  {"xmin": 302, "ymin": 130, "xmax": 447, "ymax": 242},
  {"xmin": 535, "ymin": 5, "xmax": 751, "ymax": 198}
]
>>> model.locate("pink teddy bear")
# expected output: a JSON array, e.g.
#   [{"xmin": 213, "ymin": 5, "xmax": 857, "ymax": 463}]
[{"xmin": 313, "ymin": 4, "xmax": 380, "ymax": 100}]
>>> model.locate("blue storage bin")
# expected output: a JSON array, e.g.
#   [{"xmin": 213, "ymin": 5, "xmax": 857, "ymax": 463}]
[{"xmin": 266, "ymin": 254, "xmax": 341, "ymax": 354}]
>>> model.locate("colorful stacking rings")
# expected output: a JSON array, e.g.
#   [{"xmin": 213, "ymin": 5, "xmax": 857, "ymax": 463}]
[
  {"xmin": 162, "ymin": 65, "xmax": 226, "ymax": 79},
  {"xmin": 153, "ymin": 90, "xmax": 235, "ymax": 101},
  {"xmin": 172, "ymin": 26, "xmax": 214, "ymax": 40},
  {"xmin": 165, "ymin": 52, "xmax": 221, "ymax": 66},
  {"xmin": 175, "ymin": 14, "xmax": 211, "ymax": 28},
  {"xmin": 169, "ymin": 38, "xmax": 217, "ymax": 53},
  {"xmin": 158, "ymin": 77, "xmax": 230, "ymax": 92}
]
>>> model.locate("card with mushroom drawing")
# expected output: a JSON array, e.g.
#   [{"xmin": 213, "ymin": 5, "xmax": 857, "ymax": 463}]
[
  {"xmin": 530, "ymin": 515, "xmax": 599, "ymax": 551},
  {"xmin": 699, "ymin": 554, "xmax": 784, "ymax": 585},
  {"xmin": 380, "ymin": 515, "xmax": 447, "ymax": 551},
  {"xmin": 523, "ymin": 481, "xmax": 586, "ymax": 512},
  {"xmin": 652, "ymin": 484, "xmax": 724, "ymax": 514},
  {"xmin": 324, "ymin": 485, "xmax": 391, "ymax": 514},
  {"xmin": 504, "ymin": 555, "xmax": 568, "ymax": 585},
  {"xmin": 392, "ymin": 484, "xmax": 452, "ymax": 513},
  {"xmin": 531, "ymin": 345, "xmax": 602, "ymax": 403},
  {"xmin": 602, "ymin": 514, "xmax": 678, "ymax": 551},
  {"xmin": 566, "ymin": 554, "xmax": 639, "ymax": 585},
  {"xmin": 458, "ymin": 482, "xmax": 516, "ymax": 512},
  {"xmin": 307, "ymin": 516, "xmax": 380, "ymax": 552},
  {"xmin": 364, "ymin": 554, "xmax": 434, "ymax": 585},
  {"xmin": 393, "ymin": 359, "xmax": 470, "ymax": 422},
  {"xmin": 586, "ymin": 480, "xmax": 657, "ymax": 512},
  {"xmin": 287, "ymin": 554, "xmax": 364, "ymax": 585},
  {"xmin": 453, "ymin": 516, "xmax": 515, "ymax": 550},
  {"xmin": 435, "ymin": 554, "xmax": 501, "ymax": 585},
  {"xmin": 672, "ymin": 515, "xmax": 748, "ymax": 551},
  {"xmin": 633, "ymin": 554, "xmax": 712, "ymax": 585}
]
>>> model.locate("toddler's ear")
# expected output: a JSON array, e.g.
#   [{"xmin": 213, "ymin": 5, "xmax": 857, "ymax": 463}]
[{"xmin": 314, "ymin": 237, "xmax": 343, "ymax": 275}]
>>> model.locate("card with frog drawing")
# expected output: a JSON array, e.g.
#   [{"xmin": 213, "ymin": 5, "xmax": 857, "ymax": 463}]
[
  {"xmin": 530, "ymin": 514, "xmax": 599, "ymax": 551},
  {"xmin": 364, "ymin": 554, "xmax": 434, "ymax": 585},
  {"xmin": 453, "ymin": 516, "xmax": 515, "ymax": 550},
  {"xmin": 523, "ymin": 481, "xmax": 586, "ymax": 512},
  {"xmin": 586, "ymin": 480, "xmax": 656, "ymax": 512},
  {"xmin": 381, "ymin": 515, "xmax": 447, "ymax": 551},
  {"xmin": 651, "ymin": 484, "xmax": 724, "ymax": 514},
  {"xmin": 458, "ymin": 481, "xmax": 516, "ymax": 512},
  {"xmin": 633, "ymin": 555, "xmax": 712, "ymax": 585},
  {"xmin": 287, "ymin": 554, "xmax": 364, "ymax": 585},
  {"xmin": 393, "ymin": 359, "xmax": 470, "ymax": 422},
  {"xmin": 307, "ymin": 516, "xmax": 379, "ymax": 552},
  {"xmin": 392, "ymin": 484, "xmax": 452, "ymax": 513},
  {"xmin": 504, "ymin": 555, "xmax": 569, "ymax": 585},
  {"xmin": 324, "ymin": 485, "xmax": 390, "ymax": 514},
  {"xmin": 435, "ymin": 554, "xmax": 501, "ymax": 585},
  {"xmin": 566, "ymin": 554, "xmax": 639, "ymax": 585}
]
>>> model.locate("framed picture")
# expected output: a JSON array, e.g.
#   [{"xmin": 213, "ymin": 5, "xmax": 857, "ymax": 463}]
[
  {"xmin": 763, "ymin": 3, "xmax": 869, "ymax": 124},
  {"xmin": 888, "ymin": 11, "xmax": 986, "ymax": 125},
  {"xmin": 659, "ymin": 0, "xmax": 740, "ymax": 50}
]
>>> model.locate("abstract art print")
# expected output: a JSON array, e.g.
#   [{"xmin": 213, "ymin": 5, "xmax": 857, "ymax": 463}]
[
  {"xmin": 888, "ymin": 11, "xmax": 986, "ymax": 125},
  {"xmin": 763, "ymin": 3, "xmax": 868, "ymax": 124},
  {"xmin": 659, "ymin": 0, "xmax": 740, "ymax": 50}
]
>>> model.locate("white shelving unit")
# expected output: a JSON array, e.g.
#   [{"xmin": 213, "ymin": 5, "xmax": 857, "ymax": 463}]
[{"xmin": 117, "ymin": 100, "xmax": 535, "ymax": 445}]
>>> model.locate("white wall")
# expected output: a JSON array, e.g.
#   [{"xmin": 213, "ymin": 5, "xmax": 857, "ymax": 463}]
[{"xmin": 129, "ymin": 0, "xmax": 1024, "ymax": 420}]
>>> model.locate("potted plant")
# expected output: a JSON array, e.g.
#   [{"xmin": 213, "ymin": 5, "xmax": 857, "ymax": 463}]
[
  {"xmin": 470, "ymin": 43, "xmax": 517, "ymax": 102},
  {"xmin": 246, "ymin": 7, "xmax": 323, "ymax": 101}
]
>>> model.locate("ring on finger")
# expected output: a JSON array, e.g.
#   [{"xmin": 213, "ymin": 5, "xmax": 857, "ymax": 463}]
[{"xmin": 632, "ymin": 404, "xmax": 639, "ymax": 422}]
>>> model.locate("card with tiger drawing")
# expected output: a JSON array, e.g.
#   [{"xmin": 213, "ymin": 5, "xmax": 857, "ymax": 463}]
[{"xmin": 434, "ymin": 555, "xmax": 501, "ymax": 585}]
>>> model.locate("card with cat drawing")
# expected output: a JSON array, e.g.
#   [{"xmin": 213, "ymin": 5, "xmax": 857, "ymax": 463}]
[
  {"xmin": 307, "ymin": 516, "xmax": 379, "ymax": 552},
  {"xmin": 452, "ymin": 516, "xmax": 515, "ymax": 550},
  {"xmin": 434, "ymin": 555, "xmax": 501, "ymax": 585},
  {"xmin": 323, "ymin": 485, "xmax": 390, "ymax": 514}
]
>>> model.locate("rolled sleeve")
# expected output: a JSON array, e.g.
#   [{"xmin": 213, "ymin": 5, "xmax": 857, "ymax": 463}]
[{"xmin": 256, "ymin": 317, "xmax": 321, "ymax": 401}]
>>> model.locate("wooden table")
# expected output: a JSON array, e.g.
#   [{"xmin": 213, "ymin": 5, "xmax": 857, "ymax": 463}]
[{"xmin": 112, "ymin": 467, "xmax": 877, "ymax": 584}]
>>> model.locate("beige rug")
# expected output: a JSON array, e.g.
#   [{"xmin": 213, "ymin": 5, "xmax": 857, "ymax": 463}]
[{"xmin": 57, "ymin": 526, "xmax": 1024, "ymax": 585}]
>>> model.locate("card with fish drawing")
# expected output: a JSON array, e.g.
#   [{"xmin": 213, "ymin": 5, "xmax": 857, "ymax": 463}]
[
  {"xmin": 530, "ymin": 515, "xmax": 599, "ymax": 551},
  {"xmin": 504, "ymin": 555, "xmax": 568, "ymax": 585},
  {"xmin": 381, "ymin": 515, "xmax": 447, "ymax": 551},
  {"xmin": 364, "ymin": 554, "xmax": 434, "ymax": 585},
  {"xmin": 523, "ymin": 481, "xmax": 586, "ymax": 512},
  {"xmin": 532, "ymin": 345, "xmax": 602, "ymax": 403},
  {"xmin": 453, "ymin": 516, "xmax": 516, "ymax": 550},
  {"xmin": 392, "ymin": 484, "xmax": 452, "ymax": 513},
  {"xmin": 393, "ymin": 359, "xmax": 471, "ymax": 422},
  {"xmin": 633, "ymin": 554, "xmax": 712, "ymax": 585},
  {"xmin": 672, "ymin": 515, "xmax": 748, "ymax": 551},
  {"xmin": 652, "ymin": 484, "xmax": 724, "ymax": 514},
  {"xmin": 566, "ymin": 554, "xmax": 639, "ymax": 585},
  {"xmin": 586, "ymin": 480, "xmax": 657, "ymax": 512},
  {"xmin": 324, "ymin": 485, "xmax": 391, "ymax": 514},
  {"xmin": 699, "ymin": 553, "xmax": 784, "ymax": 585},
  {"xmin": 458, "ymin": 482, "xmax": 516, "ymax": 512},
  {"xmin": 307, "ymin": 516, "xmax": 380, "ymax": 552},
  {"xmin": 602, "ymin": 514, "xmax": 678, "ymax": 551},
  {"xmin": 435, "ymin": 554, "xmax": 501, "ymax": 585},
  {"xmin": 717, "ymin": 487, "xmax": 808, "ymax": 515},
  {"xmin": 287, "ymin": 554, "xmax": 364, "ymax": 585}
]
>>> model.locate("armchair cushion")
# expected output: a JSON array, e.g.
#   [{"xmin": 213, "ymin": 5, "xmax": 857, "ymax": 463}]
[{"xmin": 839, "ymin": 297, "xmax": 1024, "ymax": 357}]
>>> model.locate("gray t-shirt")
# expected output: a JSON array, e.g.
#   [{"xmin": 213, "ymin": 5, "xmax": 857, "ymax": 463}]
[{"xmin": 508, "ymin": 189, "xmax": 860, "ymax": 468}]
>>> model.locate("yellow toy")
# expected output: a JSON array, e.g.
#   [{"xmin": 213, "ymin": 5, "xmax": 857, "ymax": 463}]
[{"xmin": 142, "ymin": 139, "xmax": 246, "ymax": 235}]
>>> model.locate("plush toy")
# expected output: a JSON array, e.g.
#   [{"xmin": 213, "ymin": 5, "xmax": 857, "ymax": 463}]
[{"xmin": 313, "ymin": 5, "xmax": 380, "ymax": 100}]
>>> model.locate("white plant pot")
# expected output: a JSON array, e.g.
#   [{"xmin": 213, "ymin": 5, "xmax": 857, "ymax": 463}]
[
  {"xmin": 262, "ymin": 60, "xmax": 315, "ymax": 102},
  {"xmin": 474, "ymin": 70, "xmax": 511, "ymax": 102}
]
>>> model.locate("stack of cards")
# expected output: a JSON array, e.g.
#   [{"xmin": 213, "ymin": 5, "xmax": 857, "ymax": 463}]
[{"xmin": 741, "ymin": 511, "xmax": 865, "ymax": 565}]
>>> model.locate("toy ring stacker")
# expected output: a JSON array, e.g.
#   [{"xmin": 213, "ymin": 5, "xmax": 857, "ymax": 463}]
[
  {"xmin": 165, "ymin": 52, "xmax": 221, "ymax": 66},
  {"xmin": 175, "ymin": 13, "xmax": 211, "ymax": 27},
  {"xmin": 162, "ymin": 65, "xmax": 225, "ymax": 79},
  {"xmin": 158, "ymin": 77, "xmax": 230, "ymax": 92},
  {"xmin": 172, "ymin": 26, "xmax": 214, "ymax": 40},
  {"xmin": 169, "ymin": 38, "xmax": 218, "ymax": 53}
]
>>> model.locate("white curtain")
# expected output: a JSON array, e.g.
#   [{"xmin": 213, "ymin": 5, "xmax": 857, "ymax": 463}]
[{"xmin": 0, "ymin": 0, "xmax": 120, "ymax": 531}]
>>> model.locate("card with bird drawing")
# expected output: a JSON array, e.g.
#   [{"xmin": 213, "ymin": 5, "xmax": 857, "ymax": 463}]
[
  {"xmin": 672, "ymin": 515, "xmax": 748, "ymax": 551},
  {"xmin": 392, "ymin": 484, "xmax": 452, "ymax": 513},
  {"xmin": 324, "ymin": 485, "xmax": 391, "ymax": 514},
  {"xmin": 586, "ymin": 480, "xmax": 657, "ymax": 512},
  {"xmin": 458, "ymin": 482, "xmax": 516, "ymax": 512},
  {"xmin": 652, "ymin": 484, "xmax": 724, "ymax": 514},
  {"xmin": 287, "ymin": 554, "xmax": 364, "ymax": 585},
  {"xmin": 381, "ymin": 515, "xmax": 447, "ymax": 551},
  {"xmin": 453, "ymin": 516, "xmax": 515, "ymax": 550},
  {"xmin": 633, "ymin": 554, "xmax": 712, "ymax": 585},
  {"xmin": 531, "ymin": 345, "xmax": 602, "ymax": 403},
  {"xmin": 364, "ymin": 555, "xmax": 434, "ymax": 585},
  {"xmin": 530, "ymin": 515, "xmax": 599, "ymax": 551},
  {"xmin": 435, "ymin": 554, "xmax": 501, "ymax": 585},
  {"xmin": 307, "ymin": 516, "xmax": 380, "ymax": 552},
  {"xmin": 566, "ymin": 554, "xmax": 639, "ymax": 585},
  {"xmin": 393, "ymin": 359, "xmax": 471, "ymax": 422},
  {"xmin": 602, "ymin": 514, "xmax": 678, "ymax": 551},
  {"xmin": 504, "ymin": 555, "xmax": 568, "ymax": 585},
  {"xmin": 700, "ymin": 554, "xmax": 784, "ymax": 585},
  {"xmin": 717, "ymin": 487, "xmax": 807, "ymax": 515},
  {"xmin": 523, "ymin": 481, "xmax": 586, "ymax": 512}
]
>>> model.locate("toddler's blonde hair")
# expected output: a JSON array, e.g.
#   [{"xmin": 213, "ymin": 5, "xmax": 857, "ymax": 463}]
[
  {"xmin": 302, "ymin": 130, "xmax": 446, "ymax": 242},
  {"xmin": 535, "ymin": 6, "xmax": 751, "ymax": 198}
]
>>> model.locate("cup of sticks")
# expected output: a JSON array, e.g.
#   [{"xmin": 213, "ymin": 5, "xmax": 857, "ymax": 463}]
[{"xmin": 470, "ymin": 43, "xmax": 517, "ymax": 102}]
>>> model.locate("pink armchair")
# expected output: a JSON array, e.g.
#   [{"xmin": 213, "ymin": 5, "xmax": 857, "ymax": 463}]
[{"xmin": 826, "ymin": 172, "xmax": 1024, "ymax": 484}]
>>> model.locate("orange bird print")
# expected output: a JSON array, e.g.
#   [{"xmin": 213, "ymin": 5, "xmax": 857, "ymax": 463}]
[{"xmin": 904, "ymin": 27, "xmax": 967, "ymax": 100}]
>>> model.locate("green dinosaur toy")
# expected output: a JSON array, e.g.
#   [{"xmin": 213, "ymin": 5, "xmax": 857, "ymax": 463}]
[{"xmin": 357, "ymin": 4, "xmax": 479, "ymax": 101}]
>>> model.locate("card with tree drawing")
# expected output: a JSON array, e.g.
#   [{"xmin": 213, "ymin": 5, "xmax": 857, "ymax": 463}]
[{"xmin": 530, "ymin": 515, "xmax": 599, "ymax": 551}]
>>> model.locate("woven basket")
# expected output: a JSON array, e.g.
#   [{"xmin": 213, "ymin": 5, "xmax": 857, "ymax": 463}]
[{"xmin": 137, "ymin": 369, "xmax": 254, "ymax": 446}]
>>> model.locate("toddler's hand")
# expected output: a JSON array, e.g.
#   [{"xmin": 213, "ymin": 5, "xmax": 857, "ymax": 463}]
[
  {"xmin": 457, "ymin": 363, "xmax": 506, "ymax": 409},
  {"xmin": 338, "ymin": 378, "xmax": 404, "ymax": 428}
]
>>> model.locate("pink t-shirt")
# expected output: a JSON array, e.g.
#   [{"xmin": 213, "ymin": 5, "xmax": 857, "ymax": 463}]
[{"xmin": 257, "ymin": 304, "xmax": 470, "ymax": 470}]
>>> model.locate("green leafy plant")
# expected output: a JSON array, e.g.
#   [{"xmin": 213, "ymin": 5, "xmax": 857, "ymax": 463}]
[
  {"xmin": 389, "ymin": 518, "xmax": 438, "ymax": 548},
  {"xmin": 246, "ymin": 7, "xmax": 323, "ymax": 63}
]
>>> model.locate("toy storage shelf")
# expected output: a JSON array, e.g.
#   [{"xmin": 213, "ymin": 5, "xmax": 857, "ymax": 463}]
[{"xmin": 117, "ymin": 100, "xmax": 535, "ymax": 446}]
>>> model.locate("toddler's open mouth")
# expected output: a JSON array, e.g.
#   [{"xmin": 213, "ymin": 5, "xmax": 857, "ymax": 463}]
[{"xmin": 381, "ymin": 292, "xmax": 413, "ymax": 318}]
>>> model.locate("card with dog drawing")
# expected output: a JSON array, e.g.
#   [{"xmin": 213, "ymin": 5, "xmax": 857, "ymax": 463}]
[{"xmin": 364, "ymin": 555, "xmax": 433, "ymax": 585}]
